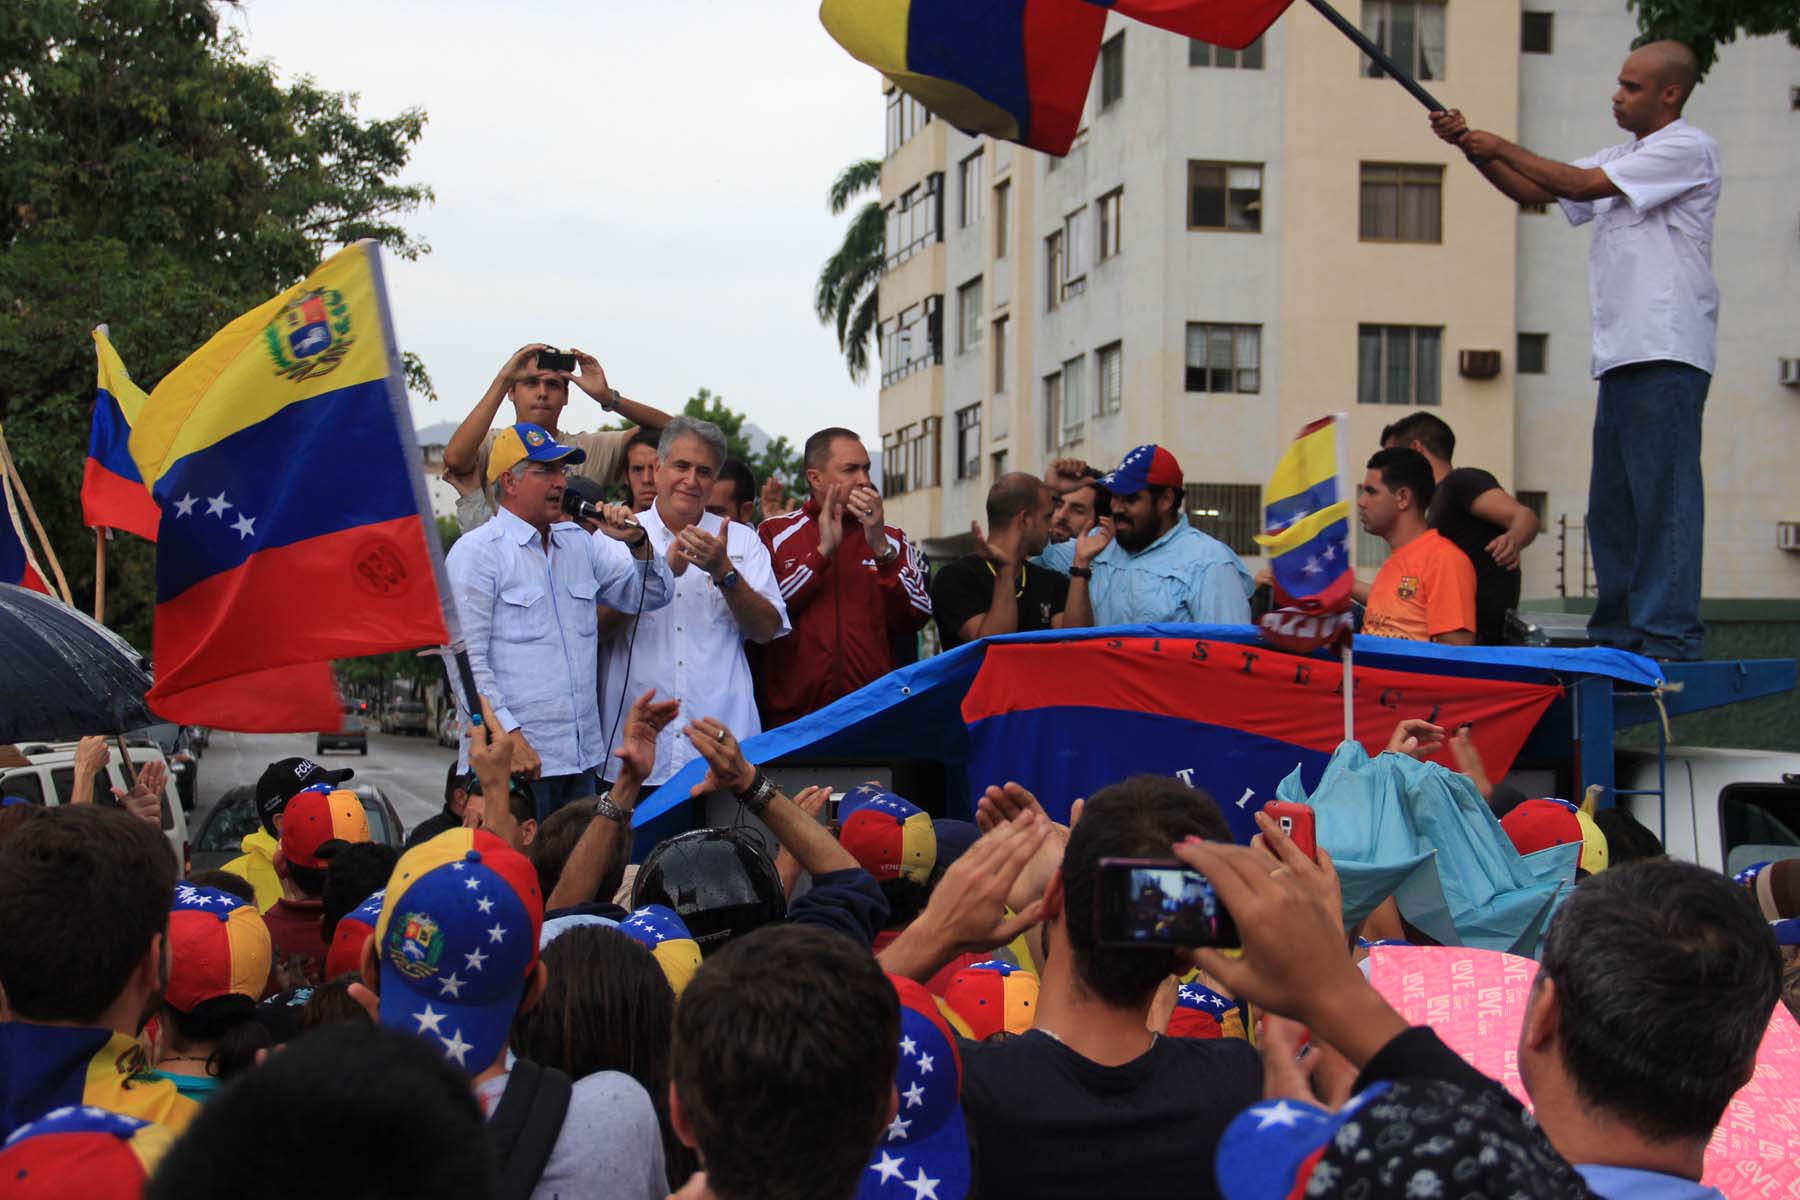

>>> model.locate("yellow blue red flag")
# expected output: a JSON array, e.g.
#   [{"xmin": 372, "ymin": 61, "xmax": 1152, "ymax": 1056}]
[
  {"xmin": 129, "ymin": 242, "xmax": 450, "ymax": 731},
  {"xmin": 820, "ymin": 0, "xmax": 1294, "ymax": 156},
  {"xmin": 83, "ymin": 329, "xmax": 161, "ymax": 542},
  {"xmin": 1254, "ymin": 415, "xmax": 1353, "ymax": 613}
]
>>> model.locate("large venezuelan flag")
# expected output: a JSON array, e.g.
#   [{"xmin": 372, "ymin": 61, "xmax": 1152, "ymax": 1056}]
[
  {"xmin": 128, "ymin": 242, "xmax": 449, "ymax": 731},
  {"xmin": 820, "ymin": 0, "xmax": 1295, "ymax": 155},
  {"xmin": 1255, "ymin": 415, "xmax": 1354, "ymax": 612},
  {"xmin": 82, "ymin": 330, "xmax": 161, "ymax": 542}
]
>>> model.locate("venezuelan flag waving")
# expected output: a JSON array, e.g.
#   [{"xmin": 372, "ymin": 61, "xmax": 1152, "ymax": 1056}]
[
  {"xmin": 129, "ymin": 242, "xmax": 449, "ymax": 731},
  {"xmin": 1255, "ymin": 415, "xmax": 1353, "ymax": 612},
  {"xmin": 82, "ymin": 329, "xmax": 161, "ymax": 543},
  {"xmin": 0, "ymin": 459, "xmax": 50, "ymax": 595}
]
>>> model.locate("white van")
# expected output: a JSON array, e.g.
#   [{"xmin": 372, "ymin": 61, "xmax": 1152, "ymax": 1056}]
[
  {"xmin": 1617, "ymin": 746, "xmax": 1800, "ymax": 876},
  {"xmin": 0, "ymin": 740, "xmax": 190, "ymax": 873}
]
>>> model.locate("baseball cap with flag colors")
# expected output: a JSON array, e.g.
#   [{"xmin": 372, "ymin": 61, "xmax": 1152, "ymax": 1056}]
[
  {"xmin": 1098, "ymin": 444, "xmax": 1183, "ymax": 496},
  {"xmin": 943, "ymin": 960, "xmax": 1038, "ymax": 1040},
  {"xmin": 617, "ymin": 904, "xmax": 704, "ymax": 997},
  {"xmin": 1168, "ymin": 980, "xmax": 1244, "ymax": 1041},
  {"xmin": 374, "ymin": 830, "xmax": 543, "ymax": 1075},
  {"xmin": 486, "ymin": 422, "xmax": 588, "ymax": 483},
  {"xmin": 278, "ymin": 785, "xmax": 371, "ymax": 870},
  {"xmin": 0, "ymin": 1107, "xmax": 173, "ymax": 1199},
  {"xmin": 839, "ymin": 785, "xmax": 937, "ymax": 884},
  {"xmin": 857, "ymin": 975, "xmax": 972, "ymax": 1200},
  {"xmin": 325, "ymin": 887, "xmax": 386, "ymax": 980},
  {"xmin": 1500, "ymin": 798, "xmax": 1609, "ymax": 875},
  {"xmin": 165, "ymin": 884, "xmax": 272, "ymax": 1011}
]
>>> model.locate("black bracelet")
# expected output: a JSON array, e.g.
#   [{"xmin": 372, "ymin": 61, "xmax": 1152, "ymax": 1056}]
[
  {"xmin": 1069, "ymin": 566, "xmax": 1093, "ymax": 580},
  {"xmin": 735, "ymin": 771, "xmax": 777, "ymax": 813}
]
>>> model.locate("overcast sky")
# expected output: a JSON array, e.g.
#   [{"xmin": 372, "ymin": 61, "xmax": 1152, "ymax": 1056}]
[{"xmin": 228, "ymin": 0, "xmax": 883, "ymax": 448}]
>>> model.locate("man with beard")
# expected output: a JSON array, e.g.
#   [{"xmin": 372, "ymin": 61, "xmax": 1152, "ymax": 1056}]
[{"xmin": 1038, "ymin": 445, "xmax": 1251, "ymax": 626}]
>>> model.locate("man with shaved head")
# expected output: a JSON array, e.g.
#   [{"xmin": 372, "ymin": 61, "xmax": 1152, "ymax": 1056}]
[
  {"xmin": 1430, "ymin": 40, "xmax": 1717, "ymax": 661},
  {"xmin": 930, "ymin": 472, "xmax": 1100, "ymax": 649}
]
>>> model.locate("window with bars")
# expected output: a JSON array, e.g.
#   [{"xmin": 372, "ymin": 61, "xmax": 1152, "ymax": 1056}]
[
  {"xmin": 1361, "ymin": 1, "xmax": 1446, "ymax": 81},
  {"xmin": 1517, "ymin": 332, "xmax": 1548, "ymax": 375},
  {"xmin": 1097, "ymin": 342, "xmax": 1123, "ymax": 415},
  {"xmin": 955, "ymin": 404, "xmax": 982, "ymax": 481},
  {"xmin": 1185, "ymin": 483, "xmax": 1263, "ymax": 557},
  {"xmin": 883, "ymin": 173, "xmax": 944, "ymax": 270},
  {"xmin": 959, "ymin": 151, "xmax": 985, "ymax": 228},
  {"xmin": 1098, "ymin": 188, "xmax": 1123, "ymax": 262},
  {"xmin": 884, "ymin": 91, "xmax": 934, "ymax": 157},
  {"xmin": 1521, "ymin": 11, "xmax": 1553, "ymax": 53},
  {"xmin": 957, "ymin": 277, "xmax": 984, "ymax": 354},
  {"xmin": 1184, "ymin": 323, "xmax": 1262, "ymax": 394},
  {"xmin": 1360, "ymin": 163, "xmax": 1443, "ymax": 243},
  {"xmin": 882, "ymin": 426, "xmax": 911, "ymax": 497},
  {"xmin": 877, "ymin": 296, "xmax": 943, "ymax": 387},
  {"xmin": 1061, "ymin": 355, "xmax": 1087, "ymax": 444},
  {"xmin": 1357, "ymin": 325, "xmax": 1442, "ymax": 406},
  {"xmin": 1190, "ymin": 37, "xmax": 1264, "ymax": 68},
  {"xmin": 909, "ymin": 416, "xmax": 941, "ymax": 491},
  {"xmin": 1100, "ymin": 32, "xmax": 1126, "ymax": 109},
  {"xmin": 1188, "ymin": 162, "xmax": 1262, "ymax": 232}
]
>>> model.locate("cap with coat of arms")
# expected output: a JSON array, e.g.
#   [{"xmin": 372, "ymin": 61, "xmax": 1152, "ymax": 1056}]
[
  {"xmin": 278, "ymin": 785, "xmax": 372, "ymax": 871},
  {"xmin": 374, "ymin": 829, "xmax": 543, "ymax": 1075},
  {"xmin": 165, "ymin": 884, "xmax": 272, "ymax": 1012},
  {"xmin": 839, "ymin": 786, "xmax": 937, "ymax": 885},
  {"xmin": 1098, "ymin": 445, "xmax": 1183, "ymax": 496},
  {"xmin": 0, "ymin": 1106, "xmax": 174, "ymax": 1198},
  {"xmin": 486, "ymin": 422, "xmax": 588, "ymax": 483}
]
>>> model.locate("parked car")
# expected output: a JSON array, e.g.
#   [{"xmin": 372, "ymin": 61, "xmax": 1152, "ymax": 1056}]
[
  {"xmin": 436, "ymin": 706, "xmax": 461, "ymax": 748},
  {"xmin": 136, "ymin": 723, "xmax": 198, "ymax": 811},
  {"xmin": 1618, "ymin": 746, "xmax": 1800, "ymax": 875},
  {"xmin": 188, "ymin": 782, "xmax": 404, "ymax": 874},
  {"xmin": 0, "ymin": 740, "xmax": 190, "ymax": 872},
  {"xmin": 383, "ymin": 700, "xmax": 431, "ymax": 737},
  {"xmin": 317, "ymin": 709, "xmax": 369, "ymax": 756}
]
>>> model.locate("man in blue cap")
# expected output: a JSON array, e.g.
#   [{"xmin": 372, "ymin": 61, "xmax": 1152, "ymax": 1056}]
[
  {"xmin": 1037, "ymin": 445, "xmax": 1252, "ymax": 626},
  {"xmin": 447, "ymin": 422, "xmax": 674, "ymax": 821}
]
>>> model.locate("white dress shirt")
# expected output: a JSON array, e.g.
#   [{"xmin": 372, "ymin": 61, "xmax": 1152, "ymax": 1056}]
[
  {"xmin": 1558, "ymin": 118, "xmax": 1721, "ymax": 378},
  {"xmin": 597, "ymin": 506, "xmax": 789, "ymax": 785},
  {"xmin": 447, "ymin": 506, "xmax": 673, "ymax": 778}
]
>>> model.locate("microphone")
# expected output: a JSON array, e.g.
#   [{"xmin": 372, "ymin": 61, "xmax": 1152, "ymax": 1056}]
[{"xmin": 561, "ymin": 489, "xmax": 641, "ymax": 528}]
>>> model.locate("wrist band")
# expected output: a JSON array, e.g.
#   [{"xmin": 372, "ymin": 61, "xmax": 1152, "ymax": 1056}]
[
  {"xmin": 594, "ymin": 792, "xmax": 631, "ymax": 824},
  {"xmin": 735, "ymin": 771, "xmax": 777, "ymax": 813},
  {"xmin": 1069, "ymin": 566, "xmax": 1093, "ymax": 579}
]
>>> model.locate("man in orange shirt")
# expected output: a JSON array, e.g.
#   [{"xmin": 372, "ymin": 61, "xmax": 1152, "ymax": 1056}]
[{"xmin": 1358, "ymin": 448, "xmax": 1476, "ymax": 645}]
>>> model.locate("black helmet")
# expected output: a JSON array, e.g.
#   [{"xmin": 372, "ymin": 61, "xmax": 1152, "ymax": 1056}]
[{"xmin": 633, "ymin": 827, "xmax": 786, "ymax": 954}]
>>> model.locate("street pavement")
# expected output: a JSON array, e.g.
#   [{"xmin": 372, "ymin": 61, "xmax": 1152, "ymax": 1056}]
[{"xmin": 191, "ymin": 725, "xmax": 458, "ymax": 841}]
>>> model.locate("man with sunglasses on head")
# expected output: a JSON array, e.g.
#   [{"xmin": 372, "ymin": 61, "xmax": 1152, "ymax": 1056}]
[{"xmin": 447, "ymin": 423, "xmax": 673, "ymax": 823}]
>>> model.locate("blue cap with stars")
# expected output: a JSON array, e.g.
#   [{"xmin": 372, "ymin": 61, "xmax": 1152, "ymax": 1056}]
[
  {"xmin": 1097, "ymin": 444, "xmax": 1182, "ymax": 496},
  {"xmin": 373, "ymin": 829, "xmax": 543, "ymax": 1076},
  {"xmin": 618, "ymin": 904, "xmax": 704, "ymax": 997},
  {"xmin": 857, "ymin": 974, "xmax": 971, "ymax": 1200}
]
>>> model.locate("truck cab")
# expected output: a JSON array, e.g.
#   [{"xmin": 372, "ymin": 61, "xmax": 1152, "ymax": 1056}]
[{"xmin": 1619, "ymin": 747, "xmax": 1800, "ymax": 876}]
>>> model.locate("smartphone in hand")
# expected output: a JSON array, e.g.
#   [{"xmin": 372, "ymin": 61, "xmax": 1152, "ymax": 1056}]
[
  {"xmin": 1261, "ymin": 801, "xmax": 1318, "ymax": 863},
  {"xmin": 536, "ymin": 348, "xmax": 577, "ymax": 373},
  {"xmin": 1095, "ymin": 857, "xmax": 1239, "ymax": 950}
]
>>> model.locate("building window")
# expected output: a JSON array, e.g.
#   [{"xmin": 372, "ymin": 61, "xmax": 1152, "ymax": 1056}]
[
  {"xmin": 991, "ymin": 449, "xmax": 1009, "ymax": 479},
  {"xmin": 955, "ymin": 404, "xmax": 982, "ymax": 481},
  {"xmin": 959, "ymin": 150, "xmax": 984, "ymax": 229},
  {"xmin": 1190, "ymin": 36, "xmax": 1264, "ymax": 68},
  {"xmin": 1099, "ymin": 32, "xmax": 1126, "ymax": 109},
  {"xmin": 1098, "ymin": 188, "xmax": 1123, "ymax": 262},
  {"xmin": 1185, "ymin": 483, "xmax": 1263, "ymax": 558},
  {"xmin": 1521, "ymin": 11, "xmax": 1553, "ymax": 53},
  {"xmin": 907, "ymin": 416, "xmax": 941, "ymax": 491},
  {"xmin": 883, "ymin": 173, "xmax": 945, "ymax": 270},
  {"xmin": 1361, "ymin": 1, "xmax": 1446, "ymax": 81},
  {"xmin": 1062, "ymin": 207, "xmax": 1088, "ymax": 296},
  {"xmin": 957, "ymin": 278, "xmax": 984, "ymax": 354},
  {"xmin": 877, "ymin": 296, "xmax": 944, "ymax": 387},
  {"xmin": 882, "ymin": 426, "xmax": 911, "ymax": 497},
  {"xmin": 1184, "ymin": 323, "xmax": 1262, "ymax": 394},
  {"xmin": 1062, "ymin": 355, "xmax": 1087, "ymax": 445},
  {"xmin": 1043, "ymin": 372, "xmax": 1062, "ymax": 451},
  {"xmin": 992, "ymin": 316, "xmax": 1008, "ymax": 395},
  {"xmin": 1188, "ymin": 162, "xmax": 1262, "ymax": 232},
  {"xmin": 1358, "ymin": 324, "xmax": 1442, "ymax": 406},
  {"xmin": 884, "ymin": 90, "xmax": 934, "ymax": 157},
  {"xmin": 1359, "ymin": 163, "xmax": 1443, "ymax": 243},
  {"xmin": 1517, "ymin": 332, "xmax": 1548, "ymax": 374},
  {"xmin": 1097, "ymin": 342, "xmax": 1123, "ymax": 415},
  {"xmin": 991, "ymin": 393, "xmax": 1011, "ymax": 443},
  {"xmin": 1045, "ymin": 231, "xmax": 1063, "ymax": 312},
  {"xmin": 994, "ymin": 180, "xmax": 1011, "ymax": 257},
  {"xmin": 1516, "ymin": 490, "xmax": 1548, "ymax": 526}
]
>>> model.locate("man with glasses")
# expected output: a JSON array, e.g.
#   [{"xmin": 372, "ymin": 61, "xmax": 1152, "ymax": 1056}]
[{"xmin": 447, "ymin": 423, "xmax": 673, "ymax": 820}]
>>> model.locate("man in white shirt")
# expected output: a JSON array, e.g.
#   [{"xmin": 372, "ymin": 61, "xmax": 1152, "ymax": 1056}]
[
  {"xmin": 1431, "ymin": 41, "xmax": 1717, "ymax": 660},
  {"xmin": 446, "ymin": 423, "xmax": 673, "ymax": 821},
  {"xmin": 598, "ymin": 417, "xmax": 787, "ymax": 788}
]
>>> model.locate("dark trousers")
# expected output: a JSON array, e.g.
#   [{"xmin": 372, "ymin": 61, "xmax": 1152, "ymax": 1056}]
[
  {"xmin": 1586, "ymin": 361, "xmax": 1709, "ymax": 660},
  {"xmin": 528, "ymin": 769, "xmax": 598, "ymax": 824}
]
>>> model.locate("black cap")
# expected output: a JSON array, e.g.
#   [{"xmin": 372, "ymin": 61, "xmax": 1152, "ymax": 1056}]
[
  {"xmin": 632, "ymin": 827, "xmax": 786, "ymax": 955},
  {"xmin": 255, "ymin": 757, "xmax": 354, "ymax": 836}
]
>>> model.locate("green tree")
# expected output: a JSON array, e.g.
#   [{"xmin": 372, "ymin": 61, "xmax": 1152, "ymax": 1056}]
[
  {"xmin": 1628, "ymin": 0, "xmax": 1800, "ymax": 77},
  {"xmin": 681, "ymin": 388, "xmax": 810, "ymax": 508},
  {"xmin": 813, "ymin": 158, "xmax": 883, "ymax": 384},
  {"xmin": 0, "ymin": 0, "xmax": 434, "ymax": 648}
]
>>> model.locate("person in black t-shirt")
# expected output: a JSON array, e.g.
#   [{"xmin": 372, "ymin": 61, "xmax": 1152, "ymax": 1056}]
[
  {"xmin": 930, "ymin": 473, "xmax": 1100, "ymax": 650},
  {"xmin": 1382, "ymin": 412, "xmax": 1540, "ymax": 644}
]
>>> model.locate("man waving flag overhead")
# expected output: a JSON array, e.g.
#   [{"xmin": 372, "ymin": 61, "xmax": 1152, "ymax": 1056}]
[{"xmin": 129, "ymin": 242, "xmax": 451, "ymax": 731}]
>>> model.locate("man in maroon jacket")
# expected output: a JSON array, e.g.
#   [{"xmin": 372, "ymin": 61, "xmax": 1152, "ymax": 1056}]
[{"xmin": 757, "ymin": 427, "xmax": 931, "ymax": 727}]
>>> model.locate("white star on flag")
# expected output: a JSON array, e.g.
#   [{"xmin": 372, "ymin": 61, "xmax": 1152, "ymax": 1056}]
[
  {"xmin": 904, "ymin": 1168, "xmax": 941, "ymax": 1200},
  {"xmin": 487, "ymin": 923, "xmax": 507, "ymax": 943},
  {"xmin": 414, "ymin": 1004, "xmax": 446, "ymax": 1035},
  {"xmin": 173, "ymin": 494, "xmax": 197, "ymax": 517},
  {"xmin": 1303, "ymin": 557, "xmax": 1322, "ymax": 576},
  {"xmin": 1323, "ymin": 543, "xmax": 1340, "ymax": 560},
  {"xmin": 205, "ymin": 492, "xmax": 232, "ymax": 518},
  {"xmin": 870, "ymin": 1152, "xmax": 906, "ymax": 1184},
  {"xmin": 464, "ymin": 877, "xmax": 482, "ymax": 891},
  {"xmin": 438, "ymin": 973, "xmax": 465, "ymax": 998},
  {"xmin": 231, "ymin": 513, "xmax": 256, "ymax": 541},
  {"xmin": 902, "ymin": 1082, "xmax": 926, "ymax": 1109},
  {"xmin": 476, "ymin": 896, "xmax": 494, "ymax": 914},
  {"xmin": 464, "ymin": 947, "xmax": 488, "ymax": 971},
  {"xmin": 916, "ymin": 1053, "xmax": 934, "ymax": 1075},
  {"xmin": 900, "ymin": 1036, "xmax": 917, "ymax": 1058},
  {"xmin": 440, "ymin": 1028, "xmax": 474, "ymax": 1066},
  {"xmin": 1254, "ymin": 1100, "xmax": 1310, "ymax": 1130},
  {"xmin": 450, "ymin": 863, "xmax": 466, "ymax": 871},
  {"xmin": 885, "ymin": 1114, "xmax": 912, "ymax": 1142}
]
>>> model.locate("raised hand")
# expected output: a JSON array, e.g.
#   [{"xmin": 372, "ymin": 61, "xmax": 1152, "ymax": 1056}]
[
  {"xmin": 1384, "ymin": 717, "xmax": 1446, "ymax": 760},
  {"xmin": 112, "ymin": 758, "xmax": 167, "ymax": 825},
  {"xmin": 467, "ymin": 695, "xmax": 516, "ymax": 793},
  {"xmin": 1429, "ymin": 108, "xmax": 1469, "ymax": 144},
  {"xmin": 683, "ymin": 717, "xmax": 757, "ymax": 795},
  {"xmin": 675, "ymin": 526, "xmax": 730, "ymax": 580},
  {"xmin": 816, "ymin": 484, "xmax": 846, "ymax": 560},
  {"xmin": 907, "ymin": 812, "xmax": 1052, "ymax": 955},
  {"xmin": 845, "ymin": 483, "xmax": 888, "ymax": 555},
  {"xmin": 614, "ymin": 689, "xmax": 681, "ymax": 787},
  {"xmin": 565, "ymin": 347, "xmax": 613, "ymax": 404},
  {"xmin": 497, "ymin": 343, "xmax": 551, "ymax": 389},
  {"xmin": 1074, "ymin": 516, "xmax": 1113, "ymax": 569},
  {"xmin": 760, "ymin": 475, "xmax": 792, "ymax": 518}
]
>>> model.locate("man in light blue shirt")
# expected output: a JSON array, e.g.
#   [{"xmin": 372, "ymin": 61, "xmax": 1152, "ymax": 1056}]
[
  {"xmin": 447, "ymin": 423, "xmax": 672, "ymax": 820},
  {"xmin": 1038, "ymin": 444, "xmax": 1252, "ymax": 627}
]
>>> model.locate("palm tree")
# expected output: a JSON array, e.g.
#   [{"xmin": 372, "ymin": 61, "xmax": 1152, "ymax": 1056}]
[{"xmin": 814, "ymin": 158, "xmax": 884, "ymax": 383}]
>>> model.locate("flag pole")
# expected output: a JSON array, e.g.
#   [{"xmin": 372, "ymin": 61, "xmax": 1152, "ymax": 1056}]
[
  {"xmin": 1342, "ymin": 642, "xmax": 1355, "ymax": 743},
  {"xmin": 0, "ymin": 424, "xmax": 74, "ymax": 605},
  {"xmin": 1304, "ymin": 0, "xmax": 1446, "ymax": 111},
  {"xmin": 94, "ymin": 530, "xmax": 107, "ymax": 622}
]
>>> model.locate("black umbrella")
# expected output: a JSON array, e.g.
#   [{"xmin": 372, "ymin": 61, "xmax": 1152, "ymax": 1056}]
[{"xmin": 0, "ymin": 583, "xmax": 156, "ymax": 743}]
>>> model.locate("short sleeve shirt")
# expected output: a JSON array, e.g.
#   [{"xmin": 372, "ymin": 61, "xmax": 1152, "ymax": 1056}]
[
  {"xmin": 450, "ymin": 427, "xmax": 636, "ymax": 531},
  {"xmin": 1363, "ymin": 530, "xmax": 1477, "ymax": 642},
  {"xmin": 1558, "ymin": 119, "xmax": 1721, "ymax": 377},
  {"xmin": 1426, "ymin": 468, "xmax": 1519, "ymax": 645},
  {"xmin": 930, "ymin": 554, "xmax": 1069, "ymax": 650}
]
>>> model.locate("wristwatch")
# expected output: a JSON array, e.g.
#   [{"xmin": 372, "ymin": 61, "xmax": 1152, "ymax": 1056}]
[
  {"xmin": 872, "ymin": 541, "xmax": 900, "ymax": 565},
  {"xmin": 735, "ymin": 771, "xmax": 777, "ymax": 814},
  {"xmin": 716, "ymin": 568, "xmax": 741, "ymax": 592},
  {"xmin": 1069, "ymin": 566, "xmax": 1094, "ymax": 580},
  {"xmin": 594, "ymin": 791, "xmax": 632, "ymax": 824}
]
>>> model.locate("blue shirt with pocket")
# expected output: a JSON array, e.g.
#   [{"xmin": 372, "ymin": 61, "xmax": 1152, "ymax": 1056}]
[{"xmin": 1037, "ymin": 520, "xmax": 1253, "ymax": 627}]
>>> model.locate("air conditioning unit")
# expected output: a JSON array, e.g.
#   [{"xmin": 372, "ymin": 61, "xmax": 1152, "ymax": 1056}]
[
  {"xmin": 1778, "ymin": 522, "xmax": 1800, "ymax": 551},
  {"xmin": 1458, "ymin": 349, "xmax": 1502, "ymax": 380},
  {"xmin": 1780, "ymin": 357, "xmax": 1800, "ymax": 387}
]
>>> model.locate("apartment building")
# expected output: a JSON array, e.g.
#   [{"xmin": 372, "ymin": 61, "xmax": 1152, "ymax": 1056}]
[{"xmin": 873, "ymin": 0, "xmax": 1800, "ymax": 614}]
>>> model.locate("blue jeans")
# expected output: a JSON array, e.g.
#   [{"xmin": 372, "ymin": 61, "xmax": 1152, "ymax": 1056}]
[
  {"xmin": 529, "ymin": 769, "xmax": 598, "ymax": 824},
  {"xmin": 1586, "ymin": 361, "xmax": 1709, "ymax": 660}
]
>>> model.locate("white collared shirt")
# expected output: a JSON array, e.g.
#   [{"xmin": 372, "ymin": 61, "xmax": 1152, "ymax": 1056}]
[
  {"xmin": 597, "ymin": 506, "xmax": 789, "ymax": 785},
  {"xmin": 446, "ymin": 506, "xmax": 673, "ymax": 777},
  {"xmin": 1559, "ymin": 118, "xmax": 1721, "ymax": 378}
]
